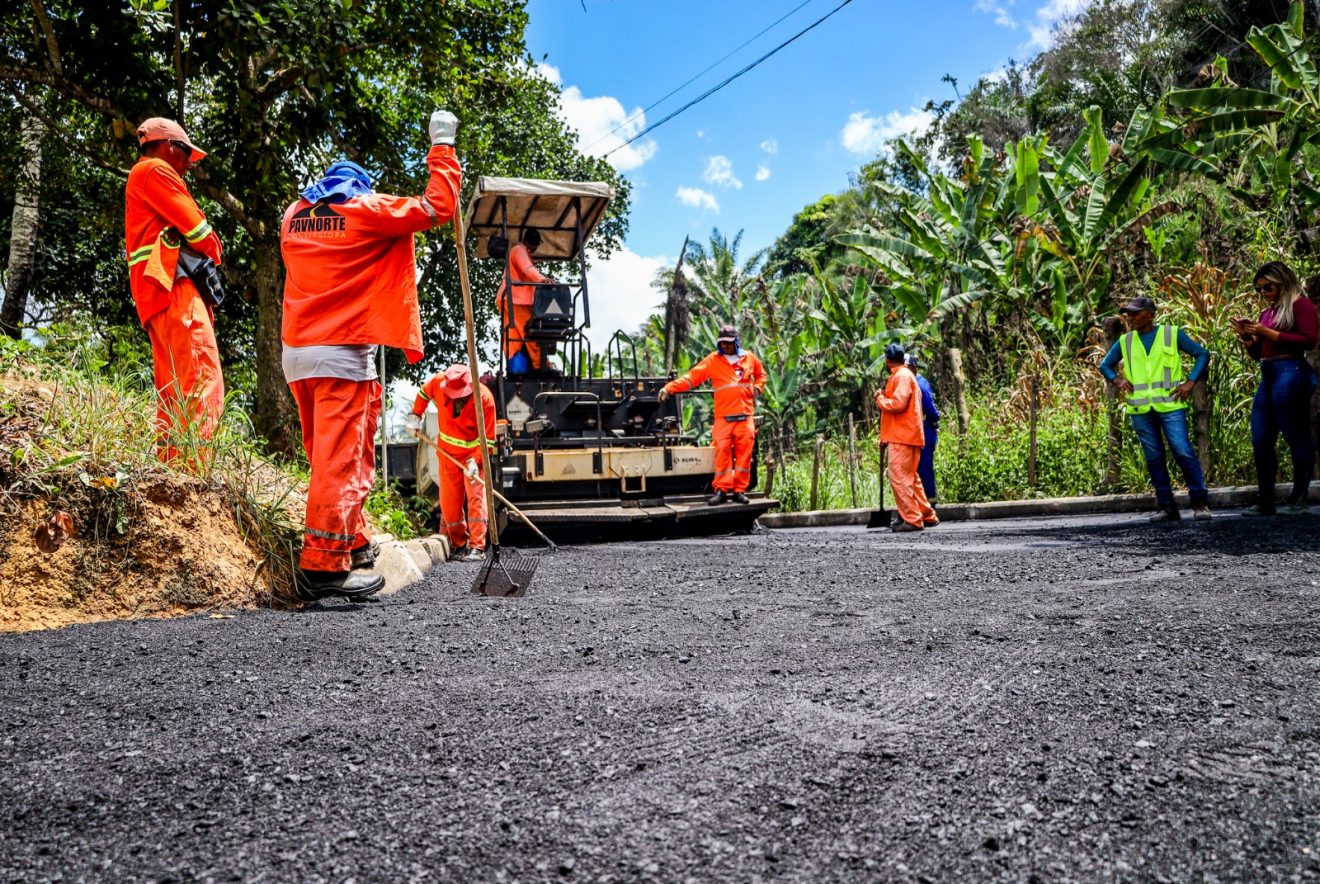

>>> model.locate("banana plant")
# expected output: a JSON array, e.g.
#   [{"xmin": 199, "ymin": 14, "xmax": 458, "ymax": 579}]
[{"xmin": 1140, "ymin": 1, "xmax": 1320, "ymax": 224}]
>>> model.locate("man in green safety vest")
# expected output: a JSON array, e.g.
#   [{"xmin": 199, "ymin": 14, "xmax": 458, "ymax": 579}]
[{"xmin": 1099, "ymin": 296, "xmax": 1212, "ymax": 522}]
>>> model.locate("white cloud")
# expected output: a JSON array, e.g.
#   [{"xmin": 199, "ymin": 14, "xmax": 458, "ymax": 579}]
[
  {"xmin": 675, "ymin": 186, "xmax": 719, "ymax": 212},
  {"xmin": 538, "ymin": 62, "xmax": 563, "ymax": 86},
  {"xmin": 755, "ymin": 164, "xmax": 771, "ymax": 182},
  {"xmin": 536, "ymin": 61, "xmax": 657, "ymax": 172},
  {"xmin": 759, "ymin": 138, "xmax": 779, "ymax": 155},
  {"xmin": 584, "ymin": 248, "xmax": 669, "ymax": 351},
  {"xmin": 702, "ymin": 155, "xmax": 742, "ymax": 190},
  {"xmin": 696, "ymin": 129, "xmax": 706, "ymax": 139},
  {"xmin": 840, "ymin": 107, "xmax": 934, "ymax": 156},
  {"xmin": 975, "ymin": 0, "xmax": 1019, "ymax": 28},
  {"xmin": 1025, "ymin": 0, "xmax": 1094, "ymax": 49}
]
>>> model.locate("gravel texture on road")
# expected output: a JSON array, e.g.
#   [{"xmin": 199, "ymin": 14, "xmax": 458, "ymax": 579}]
[{"xmin": 2, "ymin": 512, "xmax": 1319, "ymax": 882}]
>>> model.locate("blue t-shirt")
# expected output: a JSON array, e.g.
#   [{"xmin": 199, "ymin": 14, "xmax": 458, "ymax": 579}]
[{"xmin": 1099, "ymin": 327, "xmax": 1209, "ymax": 384}]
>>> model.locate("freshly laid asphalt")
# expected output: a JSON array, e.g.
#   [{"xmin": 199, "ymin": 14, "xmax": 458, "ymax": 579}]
[{"xmin": 2, "ymin": 511, "xmax": 1319, "ymax": 882}]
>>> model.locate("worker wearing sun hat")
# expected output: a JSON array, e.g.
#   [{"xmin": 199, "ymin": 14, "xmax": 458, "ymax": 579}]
[
  {"xmin": 123, "ymin": 117, "xmax": 223, "ymax": 464},
  {"xmin": 407, "ymin": 364, "xmax": 496, "ymax": 560}
]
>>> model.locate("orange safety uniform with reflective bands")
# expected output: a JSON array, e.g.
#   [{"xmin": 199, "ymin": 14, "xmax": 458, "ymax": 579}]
[
  {"xmin": 281, "ymin": 145, "xmax": 461, "ymax": 572},
  {"xmin": 664, "ymin": 351, "xmax": 767, "ymax": 493},
  {"xmin": 876, "ymin": 365, "xmax": 935, "ymax": 527},
  {"xmin": 123, "ymin": 157, "xmax": 225, "ymax": 463},
  {"xmin": 498, "ymin": 242, "xmax": 551, "ymax": 368},
  {"xmin": 412, "ymin": 378, "xmax": 497, "ymax": 551},
  {"xmin": 281, "ymin": 145, "xmax": 461, "ymax": 364}
]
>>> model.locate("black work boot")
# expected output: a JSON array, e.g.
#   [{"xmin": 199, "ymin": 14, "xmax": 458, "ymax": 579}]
[
  {"xmin": 708, "ymin": 490, "xmax": 727, "ymax": 506},
  {"xmin": 350, "ymin": 540, "xmax": 380, "ymax": 570},
  {"xmin": 731, "ymin": 492, "xmax": 750, "ymax": 504},
  {"xmin": 891, "ymin": 521, "xmax": 924, "ymax": 533},
  {"xmin": 1148, "ymin": 506, "xmax": 1181, "ymax": 523},
  {"xmin": 297, "ymin": 569, "xmax": 385, "ymax": 601}
]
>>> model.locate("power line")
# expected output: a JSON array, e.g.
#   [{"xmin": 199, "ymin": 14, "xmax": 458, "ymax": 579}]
[
  {"xmin": 605, "ymin": 0, "xmax": 857, "ymax": 158},
  {"xmin": 583, "ymin": 0, "xmax": 821, "ymax": 153}
]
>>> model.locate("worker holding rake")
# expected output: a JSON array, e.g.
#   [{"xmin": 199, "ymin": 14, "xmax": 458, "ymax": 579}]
[
  {"xmin": 407, "ymin": 364, "xmax": 496, "ymax": 561},
  {"xmin": 280, "ymin": 110, "xmax": 461, "ymax": 600}
]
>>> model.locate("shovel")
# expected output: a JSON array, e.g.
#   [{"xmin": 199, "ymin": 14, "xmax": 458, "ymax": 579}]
[
  {"xmin": 865, "ymin": 440, "xmax": 892, "ymax": 530},
  {"xmin": 452, "ymin": 207, "xmax": 540, "ymax": 597}
]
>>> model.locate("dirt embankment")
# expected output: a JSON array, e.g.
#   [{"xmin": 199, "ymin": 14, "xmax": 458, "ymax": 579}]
[{"xmin": 0, "ymin": 377, "xmax": 268, "ymax": 632}]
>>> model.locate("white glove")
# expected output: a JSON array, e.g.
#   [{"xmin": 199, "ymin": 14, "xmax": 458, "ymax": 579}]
[
  {"xmin": 404, "ymin": 413, "xmax": 423, "ymax": 436},
  {"xmin": 429, "ymin": 110, "xmax": 458, "ymax": 146},
  {"xmin": 464, "ymin": 458, "xmax": 480, "ymax": 479},
  {"xmin": 657, "ymin": 388, "xmax": 671, "ymax": 403}
]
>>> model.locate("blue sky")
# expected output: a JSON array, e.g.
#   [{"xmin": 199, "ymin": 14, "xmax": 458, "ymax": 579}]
[{"xmin": 524, "ymin": 0, "xmax": 1091, "ymax": 343}]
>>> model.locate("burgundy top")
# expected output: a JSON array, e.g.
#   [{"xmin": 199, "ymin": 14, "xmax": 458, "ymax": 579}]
[{"xmin": 1250, "ymin": 295, "xmax": 1319, "ymax": 360}]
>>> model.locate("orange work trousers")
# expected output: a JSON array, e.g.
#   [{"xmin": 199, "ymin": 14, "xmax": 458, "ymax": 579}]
[
  {"xmin": 289, "ymin": 377, "xmax": 380, "ymax": 572},
  {"xmin": 712, "ymin": 417, "xmax": 755, "ymax": 493},
  {"xmin": 887, "ymin": 441, "xmax": 937, "ymax": 527},
  {"xmin": 502, "ymin": 302, "xmax": 543, "ymax": 368},
  {"xmin": 145, "ymin": 280, "xmax": 224, "ymax": 465},
  {"xmin": 438, "ymin": 455, "xmax": 488, "ymax": 551}
]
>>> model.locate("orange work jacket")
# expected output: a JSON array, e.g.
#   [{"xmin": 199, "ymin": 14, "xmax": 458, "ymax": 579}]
[
  {"xmin": 663, "ymin": 350, "xmax": 767, "ymax": 419},
  {"xmin": 876, "ymin": 365, "xmax": 925, "ymax": 447},
  {"xmin": 412, "ymin": 378, "xmax": 497, "ymax": 462},
  {"xmin": 280, "ymin": 145, "xmax": 461, "ymax": 364},
  {"xmin": 499, "ymin": 243, "xmax": 549, "ymax": 309},
  {"xmin": 124, "ymin": 157, "xmax": 223, "ymax": 325}
]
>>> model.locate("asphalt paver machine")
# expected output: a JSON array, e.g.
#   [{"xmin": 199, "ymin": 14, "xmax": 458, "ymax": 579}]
[{"xmin": 463, "ymin": 176, "xmax": 777, "ymax": 542}]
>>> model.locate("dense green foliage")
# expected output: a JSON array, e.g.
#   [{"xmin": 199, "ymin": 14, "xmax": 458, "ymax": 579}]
[{"xmin": 623, "ymin": 1, "xmax": 1320, "ymax": 507}]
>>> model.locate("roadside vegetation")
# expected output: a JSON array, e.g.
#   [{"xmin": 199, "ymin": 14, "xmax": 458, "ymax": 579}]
[{"xmin": 629, "ymin": 1, "xmax": 1320, "ymax": 507}]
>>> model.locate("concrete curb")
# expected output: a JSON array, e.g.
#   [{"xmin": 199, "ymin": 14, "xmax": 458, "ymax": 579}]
[
  {"xmin": 375, "ymin": 533, "xmax": 451, "ymax": 595},
  {"xmin": 757, "ymin": 482, "xmax": 1318, "ymax": 530}
]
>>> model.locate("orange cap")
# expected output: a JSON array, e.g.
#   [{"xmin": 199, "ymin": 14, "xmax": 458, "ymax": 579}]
[
  {"xmin": 441, "ymin": 364, "xmax": 474, "ymax": 399},
  {"xmin": 135, "ymin": 117, "xmax": 208, "ymax": 160}
]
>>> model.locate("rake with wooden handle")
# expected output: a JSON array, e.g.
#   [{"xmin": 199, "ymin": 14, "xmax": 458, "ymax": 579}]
[{"xmin": 451, "ymin": 208, "xmax": 543, "ymax": 596}]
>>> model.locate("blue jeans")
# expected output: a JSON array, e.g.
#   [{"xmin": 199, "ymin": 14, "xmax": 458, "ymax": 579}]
[
  {"xmin": 918, "ymin": 425, "xmax": 938, "ymax": 500},
  {"xmin": 1251, "ymin": 359, "xmax": 1317, "ymax": 509},
  {"xmin": 1128, "ymin": 407, "xmax": 1208, "ymax": 507}
]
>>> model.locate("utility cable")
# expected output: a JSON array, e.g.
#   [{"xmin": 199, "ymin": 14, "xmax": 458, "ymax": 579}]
[
  {"xmin": 605, "ymin": 0, "xmax": 857, "ymax": 158},
  {"xmin": 582, "ymin": 0, "xmax": 820, "ymax": 152}
]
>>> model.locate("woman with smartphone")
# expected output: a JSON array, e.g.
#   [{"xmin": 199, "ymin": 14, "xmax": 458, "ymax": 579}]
[{"xmin": 1231, "ymin": 261, "xmax": 1319, "ymax": 515}]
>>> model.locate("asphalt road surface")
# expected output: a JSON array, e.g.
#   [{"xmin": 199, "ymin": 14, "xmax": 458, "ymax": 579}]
[{"xmin": 2, "ymin": 511, "xmax": 1319, "ymax": 882}]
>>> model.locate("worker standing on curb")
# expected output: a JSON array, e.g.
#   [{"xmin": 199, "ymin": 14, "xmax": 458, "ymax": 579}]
[
  {"xmin": 658, "ymin": 324, "xmax": 767, "ymax": 505},
  {"xmin": 280, "ymin": 110, "xmax": 462, "ymax": 601},
  {"xmin": 406, "ymin": 364, "xmax": 495, "ymax": 561},
  {"xmin": 1099, "ymin": 295, "xmax": 1211, "ymax": 522},
  {"xmin": 124, "ymin": 118, "xmax": 225, "ymax": 465},
  {"xmin": 877, "ymin": 343, "xmax": 938, "ymax": 533}
]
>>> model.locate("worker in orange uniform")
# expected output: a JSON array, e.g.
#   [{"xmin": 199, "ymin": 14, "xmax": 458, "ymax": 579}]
[
  {"xmin": 124, "ymin": 118, "xmax": 224, "ymax": 464},
  {"xmin": 498, "ymin": 229, "xmax": 553, "ymax": 371},
  {"xmin": 658, "ymin": 324, "xmax": 767, "ymax": 505},
  {"xmin": 876, "ymin": 342, "xmax": 938, "ymax": 532},
  {"xmin": 405, "ymin": 364, "xmax": 496, "ymax": 561},
  {"xmin": 280, "ymin": 110, "xmax": 461, "ymax": 600}
]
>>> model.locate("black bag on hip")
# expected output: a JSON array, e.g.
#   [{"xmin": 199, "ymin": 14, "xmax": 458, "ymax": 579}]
[{"xmin": 175, "ymin": 242, "xmax": 226, "ymax": 309}]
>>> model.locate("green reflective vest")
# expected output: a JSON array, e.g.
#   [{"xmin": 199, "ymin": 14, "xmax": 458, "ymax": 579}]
[{"xmin": 1119, "ymin": 324, "xmax": 1187, "ymax": 414}]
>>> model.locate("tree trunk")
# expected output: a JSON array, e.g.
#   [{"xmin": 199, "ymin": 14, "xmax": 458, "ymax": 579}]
[
  {"xmin": 947, "ymin": 347, "xmax": 970, "ymax": 434},
  {"xmin": 252, "ymin": 241, "xmax": 299, "ymax": 453},
  {"xmin": 1, "ymin": 112, "xmax": 45, "ymax": 339}
]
